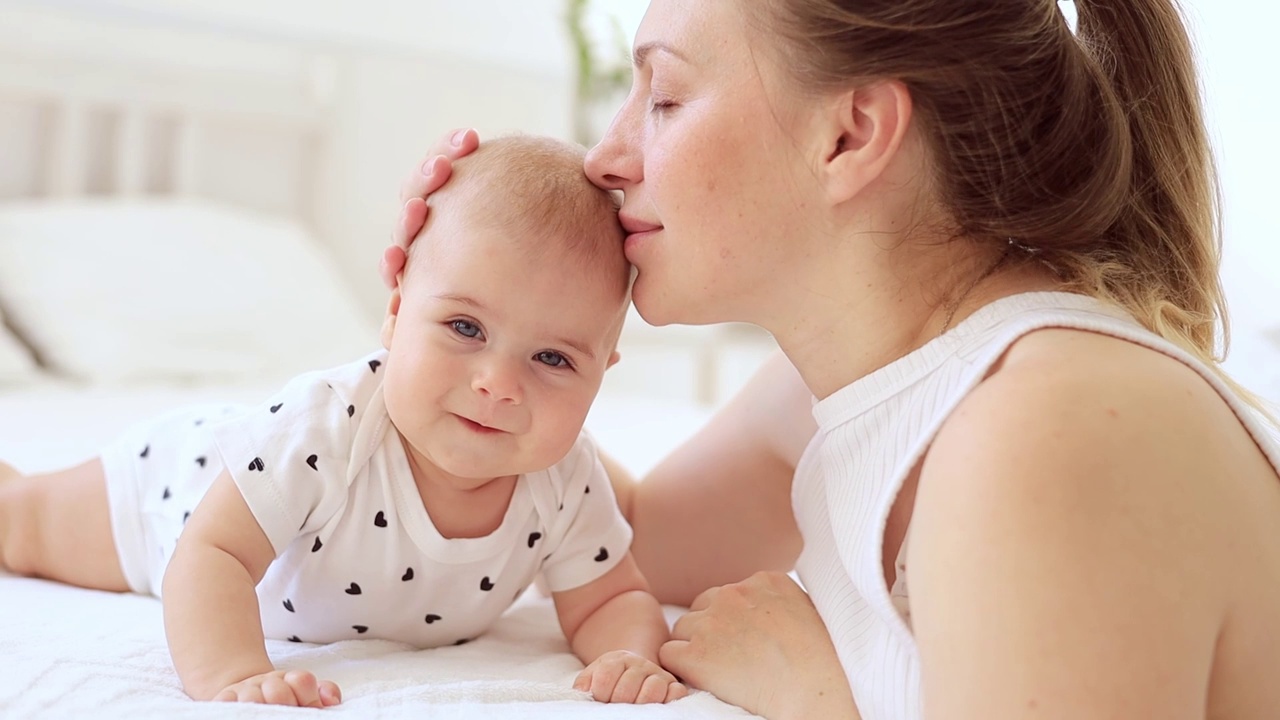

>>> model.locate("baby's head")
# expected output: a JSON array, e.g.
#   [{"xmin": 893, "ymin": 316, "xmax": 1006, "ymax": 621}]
[{"xmin": 381, "ymin": 135, "xmax": 629, "ymax": 486}]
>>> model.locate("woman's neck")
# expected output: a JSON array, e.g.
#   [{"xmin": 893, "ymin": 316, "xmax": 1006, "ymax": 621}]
[{"xmin": 763, "ymin": 242, "xmax": 1057, "ymax": 400}]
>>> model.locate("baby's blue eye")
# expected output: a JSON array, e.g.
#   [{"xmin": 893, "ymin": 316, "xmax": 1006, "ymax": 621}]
[
  {"xmin": 451, "ymin": 320, "xmax": 481, "ymax": 338},
  {"xmin": 536, "ymin": 351, "xmax": 570, "ymax": 368}
]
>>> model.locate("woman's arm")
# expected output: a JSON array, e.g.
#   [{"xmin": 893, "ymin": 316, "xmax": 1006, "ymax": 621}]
[
  {"xmin": 909, "ymin": 332, "xmax": 1232, "ymax": 719},
  {"xmin": 606, "ymin": 351, "xmax": 817, "ymax": 606}
]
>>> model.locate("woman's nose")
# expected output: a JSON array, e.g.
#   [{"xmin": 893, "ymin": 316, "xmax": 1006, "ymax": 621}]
[{"xmin": 584, "ymin": 94, "xmax": 643, "ymax": 191}]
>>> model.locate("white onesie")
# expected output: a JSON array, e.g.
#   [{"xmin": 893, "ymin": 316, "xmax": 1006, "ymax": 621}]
[{"xmin": 100, "ymin": 350, "xmax": 632, "ymax": 647}]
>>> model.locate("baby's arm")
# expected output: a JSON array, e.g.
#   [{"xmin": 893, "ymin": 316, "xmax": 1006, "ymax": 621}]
[
  {"xmin": 553, "ymin": 552, "xmax": 688, "ymax": 704},
  {"xmin": 162, "ymin": 470, "xmax": 339, "ymax": 707}
]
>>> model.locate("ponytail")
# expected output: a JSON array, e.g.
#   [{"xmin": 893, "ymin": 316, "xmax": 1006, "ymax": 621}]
[{"xmin": 1071, "ymin": 0, "xmax": 1226, "ymax": 362}]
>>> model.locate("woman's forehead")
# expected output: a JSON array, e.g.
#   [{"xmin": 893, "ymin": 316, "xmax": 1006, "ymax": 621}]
[{"xmin": 634, "ymin": 0, "xmax": 753, "ymax": 66}]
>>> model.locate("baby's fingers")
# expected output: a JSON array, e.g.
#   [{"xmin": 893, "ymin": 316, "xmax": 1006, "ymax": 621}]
[
  {"xmin": 633, "ymin": 672, "xmax": 686, "ymax": 704},
  {"xmin": 283, "ymin": 670, "xmax": 322, "ymax": 708},
  {"xmin": 610, "ymin": 664, "xmax": 658, "ymax": 703},
  {"xmin": 583, "ymin": 662, "xmax": 626, "ymax": 703},
  {"xmin": 318, "ymin": 680, "xmax": 343, "ymax": 707},
  {"xmin": 215, "ymin": 684, "xmax": 266, "ymax": 704},
  {"xmin": 260, "ymin": 675, "xmax": 299, "ymax": 706}
]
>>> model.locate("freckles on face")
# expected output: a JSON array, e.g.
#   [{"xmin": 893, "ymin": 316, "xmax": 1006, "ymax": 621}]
[{"xmin": 604, "ymin": 0, "xmax": 822, "ymax": 325}]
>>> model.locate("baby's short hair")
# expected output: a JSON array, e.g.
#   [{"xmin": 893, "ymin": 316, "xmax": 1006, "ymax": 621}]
[{"xmin": 411, "ymin": 135, "xmax": 627, "ymax": 288}]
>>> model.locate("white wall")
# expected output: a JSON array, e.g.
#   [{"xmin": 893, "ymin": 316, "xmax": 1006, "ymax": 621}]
[{"xmin": 1186, "ymin": 1, "xmax": 1280, "ymax": 398}]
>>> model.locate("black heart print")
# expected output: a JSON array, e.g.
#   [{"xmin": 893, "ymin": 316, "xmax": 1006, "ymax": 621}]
[
  {"xmin": 312, "ymin": 537, "xmax": 323, "ymax": 553},
  {"xmin": 480, "ymin": 577, "xmax": 494, "ymax": 592},
  {"xmin": 368, "ymin": 359, "xmax": 382, "ymax": 373},
  {"xmin": 594, "ymin": 547, "xmax": 609, "ymax": 562},
  {"xmin": 352, "ymin": 625, "xmax": 368, "ymax": 634},
  {"xmin": 248, "ymin": 457, "xmax": 265, "ymax": 472},
  {"xmin": 162, "ymin": 487, "xmax": 171, "ymax": 500},
  {"xmin": 306, "ymin": 454, "xmax": 318, "ymax": 471},
  {"xmin": 374, "ymin": 511, "xmax": 387, "ymax": 528},
  {"xmin": 183, "ymin": 511, "xmax": 191, "ymax": 524},
  {"xmin": 283, "ymin": 599, "xmax": 294, "ymax": 613},
  {"xmin": 527, "ymin": 532, "xmax": 542, "ymax": 548},
  {"xmin": 194, "ymin": 419, "xmax": 204, "ymax": 427},
  {"xmin": 195, "ymin": 456, "xmax": 206, "ymax": 468},
  {"xmin": 347, "ymin": 405, "xmax": 355, "ymax": 418},
  {"xmin": 140, "ymin": 445, "xmax": 150, "ymax": 459},
  {"xmin": 402, "ymin": 568, "xmax": 414, "ymax": 582},
  {"xmin": 585, "ymin": 485, "xmax": 591, "ymax": 494},
  {"xmin": 288, "ymin": 636, "xmax": 302, "ymax": 643},
  {"xmin": 424, "ymin": 614, "xmax": 442, "ymax": 624},
  {"xmin": 345, "ymin": 582, "xmax": 362, "ymax": 595},
  {"xmin": 270, "ymin": 403, "xmax": 283, "ymax": 413},
  {"xmin": 454, "ymin": 638, "xmax": 470, "ymax": 646}
]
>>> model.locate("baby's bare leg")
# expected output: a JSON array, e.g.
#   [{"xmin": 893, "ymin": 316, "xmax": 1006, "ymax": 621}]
[{"xmin": 0, "ymin": 459, "xmax": 130, "ymax": 591}]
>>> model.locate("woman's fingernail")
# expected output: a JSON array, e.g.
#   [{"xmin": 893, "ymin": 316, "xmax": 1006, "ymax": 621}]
[
  {"xmin": 451, "ymin": 129, "xmax": 468, "ymax": 146},
  {"xmin": 420, "ymin": 158, "xmax": 436, "ymax": 177}
]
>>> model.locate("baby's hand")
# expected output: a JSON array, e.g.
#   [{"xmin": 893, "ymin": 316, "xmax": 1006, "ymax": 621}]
[
  {"xmin": 213, "ymin": 669, "xmax": 341, "ymax": 707},
  {"xmin": 574, "ymin": 650, "xmax": 689, "ymax": 704}
]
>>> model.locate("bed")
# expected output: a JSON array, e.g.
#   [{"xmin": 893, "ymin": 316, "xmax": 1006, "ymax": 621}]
[{"xmin": 0, "ymin": 20, "xmax": 759, "ymax": 719}]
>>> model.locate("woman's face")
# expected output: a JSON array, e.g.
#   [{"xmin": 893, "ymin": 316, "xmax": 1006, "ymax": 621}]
[{"xmin": 584, "ymin": 0, "xmax": 825, "ymax": 328}]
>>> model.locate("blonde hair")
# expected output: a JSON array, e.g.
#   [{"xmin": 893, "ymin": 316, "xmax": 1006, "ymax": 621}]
[
  {"xmin": 758, "ymin": 0, "xmax": 1271, "ymax": 414},
  {"xmin": 412, "ymin": 135, "xmax": 628, "ymax": 292}
]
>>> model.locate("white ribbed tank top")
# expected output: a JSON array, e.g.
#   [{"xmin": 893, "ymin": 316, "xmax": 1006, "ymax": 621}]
[{"xmin": 792, "ymin": 292, "xmax": 1280, "ymax": 720}]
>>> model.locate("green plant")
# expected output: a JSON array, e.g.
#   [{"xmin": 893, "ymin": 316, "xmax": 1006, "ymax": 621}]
[{"xmin": 565, "ymin": 0, "xmax": 632, "ymax": 142}]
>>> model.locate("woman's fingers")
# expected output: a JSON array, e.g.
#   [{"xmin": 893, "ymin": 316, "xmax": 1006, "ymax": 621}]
[
  {"xmin": 397, "ymin": 129, "xmax": 479, "ymax": 204},
  {"xmin": 689, "ymin": 584, "xmax": 720, "ymax": 612},
  {"xmin": 669, "ymin": 607, "xmax": 706, "ymax": 642},
  {"xmin": 383, "ymin": 129, "xmax": 481, "ymax": 289}
]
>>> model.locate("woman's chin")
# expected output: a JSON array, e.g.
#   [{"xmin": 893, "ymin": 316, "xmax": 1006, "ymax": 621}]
[{"xmin": 633, "ymin": 288, "xmax": 733, "ymax": 328}]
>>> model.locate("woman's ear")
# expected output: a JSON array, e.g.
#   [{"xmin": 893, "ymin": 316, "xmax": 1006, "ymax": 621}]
[
  {"xmin": 821, "ymin": 80, "xmax": 913, "ymax": 204},
  {"xmin": 380, "ymin": 286, "xmax": 403, "ymax": 351}
]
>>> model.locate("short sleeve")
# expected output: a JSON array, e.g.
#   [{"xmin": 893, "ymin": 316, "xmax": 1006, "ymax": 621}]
[
  {"xmin": 540, "ymin": 435, "xmax": 634, "ymax": 593},
  {"xmin": 209, "ymin": 370, "xmax": 359, "ymax": 556}
]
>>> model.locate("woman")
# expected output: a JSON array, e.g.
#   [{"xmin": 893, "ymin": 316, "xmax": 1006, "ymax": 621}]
[{"xmin": 382, "ymin": 1, "xmax": 1280, "ymax": 718}]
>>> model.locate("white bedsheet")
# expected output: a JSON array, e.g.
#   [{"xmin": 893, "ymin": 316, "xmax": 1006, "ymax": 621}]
[{"xmin": 0, "ymin": 381, "xmax": 750, "ymax": 719}]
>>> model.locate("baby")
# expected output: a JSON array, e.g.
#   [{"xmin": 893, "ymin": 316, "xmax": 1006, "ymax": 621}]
[{"xmin": 0, "ymin": 136, "xmax": 686, "ymax": 707}]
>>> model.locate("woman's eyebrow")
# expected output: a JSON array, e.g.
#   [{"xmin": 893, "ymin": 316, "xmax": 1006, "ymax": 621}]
[{"xmin": 631, "ymin": 41, "xmax": 691, "ymax": 69}]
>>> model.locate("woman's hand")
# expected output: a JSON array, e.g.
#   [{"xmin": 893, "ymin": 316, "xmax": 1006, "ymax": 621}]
[
  {"xmin": 213, "ymin": 669, "xmax": 341, "ymax": 707},
  {"xmin": 660, "ymin": 571, "xmax": 860, "ymax": 720},
  {"xmin": 378, "ymin": 128, "xmax": 481, "ymax": 288}
]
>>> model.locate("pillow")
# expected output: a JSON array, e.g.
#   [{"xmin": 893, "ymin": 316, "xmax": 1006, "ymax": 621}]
[
  {"xmin": 0, "ymin": 199, "xmax": 379, "ymax": 385},
  {"xmin": 0, "ymin": 307, "xmax": 39, "ymax": 385}
]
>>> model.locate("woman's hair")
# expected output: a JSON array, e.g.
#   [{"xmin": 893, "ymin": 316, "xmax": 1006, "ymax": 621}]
[{"xmin": 758, "ymin": 0, "xmax": 1270, "ymax": 410}]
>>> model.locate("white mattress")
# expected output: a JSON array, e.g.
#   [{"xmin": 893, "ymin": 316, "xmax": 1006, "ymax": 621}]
[{"xmin": 0, "ymin": 381, "xmax": 748, "ymax": 719}]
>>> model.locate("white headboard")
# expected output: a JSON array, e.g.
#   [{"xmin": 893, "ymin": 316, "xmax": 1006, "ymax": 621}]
[{"xmin": 0, "ymin": 6, "xmax": 338, "ymax": 230}]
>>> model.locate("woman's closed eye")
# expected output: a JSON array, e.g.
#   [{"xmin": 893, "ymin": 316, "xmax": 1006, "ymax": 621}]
[{"xmin": 649, "ymin": 97, "xmax": 678, "ymax": 115}]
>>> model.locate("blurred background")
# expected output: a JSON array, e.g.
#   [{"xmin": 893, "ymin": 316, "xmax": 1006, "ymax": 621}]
[{"xmin": 0, "ymin": 0, "xmax": 1274, "ymax": 418}]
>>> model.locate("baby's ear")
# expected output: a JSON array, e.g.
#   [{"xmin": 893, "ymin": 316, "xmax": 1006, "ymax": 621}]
[
  {"xmin": 606, "ymin": 350, "xmax": 621, "ymax": 369},
  {"xmin": 380, "ymin": 287, "xmax": 403, "ymax": 350}
]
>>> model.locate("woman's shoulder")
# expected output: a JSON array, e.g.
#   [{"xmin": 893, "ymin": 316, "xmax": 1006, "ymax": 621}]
[{"xmin": 919, "ymin": 324, "xmax": 1268, "ymax": 557}]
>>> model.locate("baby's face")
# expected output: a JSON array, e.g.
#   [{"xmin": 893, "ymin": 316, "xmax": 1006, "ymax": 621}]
[{"xmin": 381, "ymin": 219, "xmax": 626, "ymax": 489}]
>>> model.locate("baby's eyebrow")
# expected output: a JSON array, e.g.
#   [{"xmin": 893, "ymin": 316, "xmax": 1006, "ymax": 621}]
[
  {"xmin": 433, "ymin": 293, "xmax": 488, "ymax": 311},
  {"xmin": 554, "ymin": 336, "xmax": 596, "ymax": 361}
]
